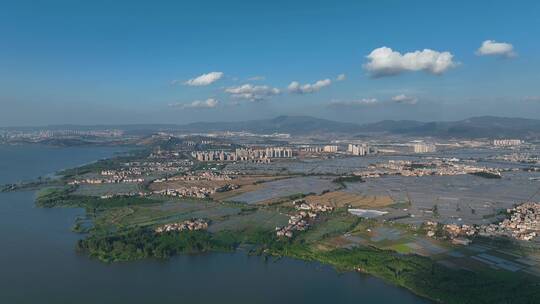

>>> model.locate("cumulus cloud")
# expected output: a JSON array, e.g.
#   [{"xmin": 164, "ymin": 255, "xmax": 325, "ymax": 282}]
[
  {"xmin": 476, "ymin": 40, "xmax": 516, "ymax": 57},
  {"xmin": 183, "ymin": 72, "xmax": 224, "ymax": 86},
  {"xmin": 329, "ymin": 98, "xmax": 378, "ymax": 107},
  {"xmin": 392, "ymin": 94, "xmax": 418, "ymax": 105},
  {"xmin": 336, "ymin": 74, "xmax": 346, "ymax": 81},
  {"xmin": 225, "ymin": 84, "xmax": 280, "ymax": 102},
  {"xmin": 169, "ymin": 98, "xmax": 219, "ymax": 109},
  {"xmin": 364, "ymin": 47, "xmax": 457, "ymax": 77},
  {"xmin": 288, "ymin": 79, "xmax": 332, "ymax": 94}
]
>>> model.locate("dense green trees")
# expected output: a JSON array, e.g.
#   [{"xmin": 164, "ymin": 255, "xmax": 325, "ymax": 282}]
[
  {"xmin": 77, "ymin": 228, "xmax": 235, "ymax": 262},
  {"xmin": 36, "ymin": 187, "xmax": 159, "ymax": 208},
  {"xmin": 268, "ymin": 244, "xmax": 540, "ymax": 304}
]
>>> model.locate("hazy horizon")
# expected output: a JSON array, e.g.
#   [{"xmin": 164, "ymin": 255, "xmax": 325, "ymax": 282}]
[{"xmin": 3, "ymin": 113, "xmax": 540, "ymax": 129}]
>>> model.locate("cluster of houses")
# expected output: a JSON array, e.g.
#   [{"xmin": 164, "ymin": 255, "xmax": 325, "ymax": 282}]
[
  {"xmin": 424, "ymin": 221, "xmax": 476, "ymax": 245},
  {"xmin": 122, "ymin": 160, "xmax": 193, "ymax": 174},
  {"xmin": 154, "ymin": 219, "xmax": 208, "ymax": 233},
  {"xmin": 424, "ymin": 202, "xmax": 540, "ymax": 244},
  {"xmin": 153, "ymin": 171, "xmax": 234, "ymax": 183},
  {"xmin": 153, "ymin": 183, "xmax": 239, "ymax": 198},
  {"xmin": 154, "ymin": 186, "xmax": 215, "ymax": 198},
  {"xmin": 490, "ymin": 153, "xmax": 540, "ymax": 164},
  {"xmin": 101, "ymin": 169, "xmax": 142, "ymax": 176},
  {"xmin": 359, "ymin": 159, "xmax": 501, "ymax": 178},
  {"xmin": 293, "ymin": 199, "xmax": 334, "ymax": 213},
  {"xmin": 68, "ymin": 176, "xmax": 144, "ymax": 185},
  {"xmin": 424, "ymin": 220, "xmax": 440, "ymax": 238},
  {"xmin": 479, "ymin": 202, "xmax": 540, "ymax": 241},
  {"xmin": 97, "ymin": 183, "xmax": 240, "ymax": 201},
  {"xmin": 69, "ymin": 163, "xmax": 193, "ymax": 185},
  {"xmin": 276, "ymin": 200, "xmax": 334, "ymax": 238}
]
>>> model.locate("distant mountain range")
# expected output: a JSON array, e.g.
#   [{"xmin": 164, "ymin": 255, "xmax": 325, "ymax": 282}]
[
  {"xmin": 177, "ymin": 115, "xmax": 540, "ymax": 138},
  {"xmin": 361, "ymin": 116, "xmax": 540, "ymax": 138},
  {"xmin": 5, "ymin": 115, "xmax": 540, "ymax": 138}
]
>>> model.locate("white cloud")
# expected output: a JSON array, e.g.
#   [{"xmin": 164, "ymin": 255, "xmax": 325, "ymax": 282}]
[
  {"xmin": 225, "ymin": 84, "xmax": 280, "ymax": 102},
  {"xmin": 336, "ymin": 74, "xmax": 346, "ymax": 81},
  {"xmin": 288, "ymin": 79, "xmax": 332, "ymax": 94},
  {"xmin": 392, "ymin": 94, "xmax": 418, "ymax": 105},
  {"xmin": 183, "ymin": 72, "xmax": 224, "ymax": 86},
  {"xmin": 476, "ymin": 40, "xmax": 516, "ymax": 57},
  {"xmin": 330, "ymin": 98, "xmax": 378, "ymax": 107},
  {"xmin": 169, "ymin": 98, "xmax": 219, "ymax": 109},
  {"xmin": 364, "ymin": 47, "xmax": 457, "ymax": 77}
]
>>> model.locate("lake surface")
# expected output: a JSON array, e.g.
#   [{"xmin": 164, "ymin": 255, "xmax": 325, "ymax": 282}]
[{"xmin": 0, "ymin": 144, "xmax": 427, "ymax": 304}]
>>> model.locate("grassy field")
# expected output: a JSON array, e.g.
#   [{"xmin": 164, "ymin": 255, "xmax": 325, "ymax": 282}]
[
  {"xmin": 213, "ymin": 183, "xmax": 265, "ymax": 201},
  {"xmin": 93, "ymin": 199, "xmax": 242, "ymax": 230},
  {"xmin": 74, "ymin": 183, "xmax": 141, "ymax": 196},
  {"xmin": 297, "ymin": 212, "xmax": 360, "ymax": 244},
  {"xmin": 304, "ymin": 190, "xmax": 394, "ymax": 208},
  {"xmin": 208, "ymin": 209, "xmax": 289, "ymax": 232}
]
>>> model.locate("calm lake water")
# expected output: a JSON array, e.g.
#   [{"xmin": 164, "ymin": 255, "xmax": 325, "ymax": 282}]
[{"xmin": 0, "ymin": 144, "xmax": 427, "ymax": 304}]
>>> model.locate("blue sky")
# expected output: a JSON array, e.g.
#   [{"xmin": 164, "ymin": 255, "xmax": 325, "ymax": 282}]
[{"xmin": 1, "ymin": 0, "xmax": 539, "ymax": 126}]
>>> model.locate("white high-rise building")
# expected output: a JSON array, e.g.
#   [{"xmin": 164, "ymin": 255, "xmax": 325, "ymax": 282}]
[
  {"xmin": 412, "ymin": 143, "xmax": 436, "ymax": 153},
  {"xmin": 348, "ymin": 144, "xmax": 367, "ymax": 156},
  {"xmin": 493, "ymin": 139, "xmax": 522, "ymax": 147},
  {"xmin": 348, "ymin": 143, "xmax": 375, "ymax": 156},
  {"xmin": 323, "ymin": 145, "xmax": 339, "ymax": 153}
]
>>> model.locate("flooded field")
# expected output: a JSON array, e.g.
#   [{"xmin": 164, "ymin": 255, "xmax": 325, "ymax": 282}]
[
  {"xmin": 344, "ymin": 172, "xmax": 540, "ymax": 225},
  {"xmin": 226, "ymin": 155, "xmax": 418, "ymax": 175},
  {"xmin": 228, "ymin": 176, "xmax": 339, "ymax": 204},
  {"xmin": 226, "ymin": 146, "xmax": 538, "ymax": 175}
]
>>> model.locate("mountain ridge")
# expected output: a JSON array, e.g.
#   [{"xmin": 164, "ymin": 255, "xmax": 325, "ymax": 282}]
[{"xmin": 3, "ymin": 115, "xmax": 540, "ymax": 138}]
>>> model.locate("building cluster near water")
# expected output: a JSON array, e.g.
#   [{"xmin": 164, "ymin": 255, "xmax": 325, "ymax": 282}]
[
  {"xmin": 353, "ymin": 159, "xmax": 502, "ymax": 178},
  {"xmin": 68, "ymin": 176, "xmax": 144, "ymax": 185},
  {"xmin": 68, "ymin": 160, "xmax": 196, "ymax": 186},
  {"xmin": 153, "ymin": 171, "xmax": 234, "ymax": 183},
  {"xmin": 122, "ymin": 160, "xmax": 193, "ymax": 174},
  {"xmin": 154, "ymin": 219, "xmax": 209, "ymax": 233},
  {"xmin": 480, "ymin": 202, "xmax": 540, "ymax": 241},
  {"xmin": 275, "ymin": 200, "xmax": 334, "ymax": 238},
  {"xmin": 154, "ymin": 183, "xmax": 239, "ymax": 199},
  {"xmin": 424, "ymin": 202, "xmax": 540, "ymax": 243},
  {"xmin": 489, "ymin": 153, "xmax": 540, "ymax": 164},
  {"xmin": 151, "ymin": 171, "xmax": 240, "ymax": 198},
  {"xmin": 154, "ymin": 186, "xmax": 216, "ymax": 198}
]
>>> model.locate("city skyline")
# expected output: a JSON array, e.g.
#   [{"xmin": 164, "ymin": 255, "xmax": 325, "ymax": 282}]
[{"xmin": 1, "ymin": 1, "xmax": 540, "ymax": 126}]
